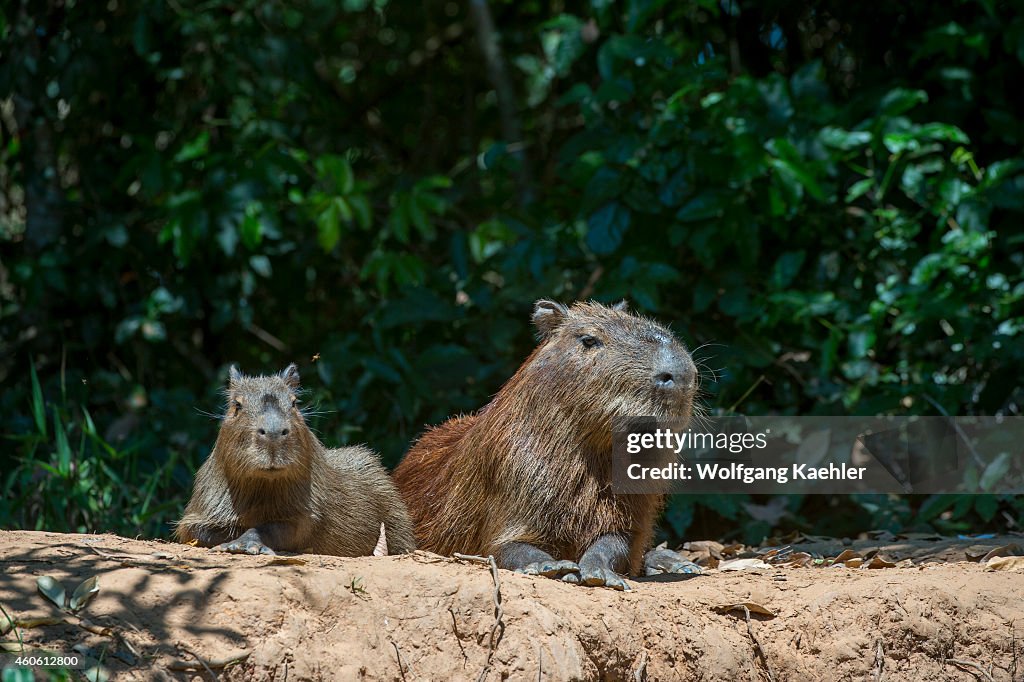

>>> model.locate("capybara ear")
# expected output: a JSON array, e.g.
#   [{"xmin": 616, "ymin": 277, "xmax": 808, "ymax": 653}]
[
  {"xmin": 281, "ymin": 363, "xmax": 301, "ymax": 390},
  {"xmin": 611, "ymin": 299, "xmax": 629, "ymax": 312},
  {"xmin": 228, "ymin": 365, "xmax": 243, "ymax": 387},
  {"xmin": 532, "ymin": 300, "xmax": 568, "ymax": 340}
]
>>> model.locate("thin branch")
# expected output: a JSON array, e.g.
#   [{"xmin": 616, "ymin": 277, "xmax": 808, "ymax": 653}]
[
  {"xmin": 467, "ymin": 0, "xmax": 533, "ymax": 205},
  {"xmin": 740, "ymin": 605, "xmax": 776, "ymax": 682},
  {"xmin": 453, "ymin": 553, "xmax": 505, "ymax": 681},
  {"xmin": 947, "ymin": 658, "xmax": 995, "ymax": 682},
  {"xmin": 167, "ymin": 646, "xmax": 250, "ymax": 672}
]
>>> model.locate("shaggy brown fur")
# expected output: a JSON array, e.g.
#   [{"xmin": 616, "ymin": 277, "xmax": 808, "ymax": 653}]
[
  {"xmin": 176, "ymin": 364, "xmax": 415, "ymax": 556},
  {"xmin": 394, "ymin": 300, "xmax": 698, "ymax": 586}
]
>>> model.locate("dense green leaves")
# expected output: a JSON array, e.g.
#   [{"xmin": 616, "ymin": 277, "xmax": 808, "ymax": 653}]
[{"xmin": 2, "ymin": 0, "xmax": 1022, "ymax": 542}]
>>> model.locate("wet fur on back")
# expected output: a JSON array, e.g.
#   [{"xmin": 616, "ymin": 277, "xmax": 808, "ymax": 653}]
[
  {"xmin": 394, "ymin": 301, "xmax": 695, "ymax": 574},
  {"xmin": 176, "ymin": 365, "xmax": 415, "ymax": 556}
]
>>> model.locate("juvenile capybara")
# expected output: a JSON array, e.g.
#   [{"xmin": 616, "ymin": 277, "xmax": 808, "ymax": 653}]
[
  {"xmin": 393, "ymin": 300, "xmax": 700, "ymax": 589},
  {"xmin": 176, "ymin": 364, "xmax": 415, "ymax": 556}
]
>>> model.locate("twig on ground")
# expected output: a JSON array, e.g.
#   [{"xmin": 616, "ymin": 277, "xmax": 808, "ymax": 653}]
[
  {"xmin": 168, "ymin": 647, "xmax": 250, "ymax": 673},
  {"xmin": 873, "ymin": 639, "xmax": 884, "ymax": 682},
  {"xmin": 740, "ymin": 605, "xmax": 776, "ymax": 682},
  {"xmin": 453, "ymin": 553, "xmax": 505, "ymax": 682},
  {"xmin": 633, "ymin": 650, "xmax": 648, "ymax": 682},
  {"xmin": 392, "ymin": 640, "xmax": 408, "ymax": 682},
  {"xmin": 449, "ymin": 607, "xmax": 469, "ymax": 664},
  {"xmin": 947, "ymin": 658, "xmax": 995, "ymax": 682}
]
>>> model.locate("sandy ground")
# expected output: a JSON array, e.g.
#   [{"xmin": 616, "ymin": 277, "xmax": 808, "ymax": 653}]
[{"xmin": 1, "ymin": 530, "xmax": 1022, "ymax": 681}]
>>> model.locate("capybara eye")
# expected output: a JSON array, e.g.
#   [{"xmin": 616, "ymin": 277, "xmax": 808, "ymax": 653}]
[
  {"xmin": 232, "ymin": 399, "xmax": 243, "ymax": 413},
  {"xmin": 580, "ymin": 335, "xmax": 602, "ymax": 349}
]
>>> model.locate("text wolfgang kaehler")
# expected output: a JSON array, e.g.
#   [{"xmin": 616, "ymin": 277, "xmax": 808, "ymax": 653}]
[{"xmin": 624, "ymin": 428, "xmax": 867, "ymax": 483}]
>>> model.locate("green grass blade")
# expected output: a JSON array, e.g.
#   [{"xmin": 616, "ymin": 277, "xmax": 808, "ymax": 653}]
[
  {"xmin": 30, "ymin": 361, "xmax": 47, "ymax": 438},
  {"xmin": 53, "ymin": 406, "xmax": 72, "ymax": 478}
]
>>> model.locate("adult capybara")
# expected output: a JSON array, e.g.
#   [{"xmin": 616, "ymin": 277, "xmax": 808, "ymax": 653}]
[
  {"xmin": 393, "ymin": 300, "xmax": 700, "ymax": 589},
  {"xmin": 176, "ymin": 364, "xmax": 415, "ymax": 556}
]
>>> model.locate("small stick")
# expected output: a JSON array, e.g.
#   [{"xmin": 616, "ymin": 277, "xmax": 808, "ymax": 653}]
[
  {"xmin": 873, "ymin": 639, "xmax": 884, "ymax": 682},
  {"xmin": 633, "ymin": 650, "xmax": 648, "ymax": 682},
  {"xmin": 453, "ymin": 554, "xmax": 505, "ymax": 681},
  {"xmin": 449, "ymin": 607, "xmax": 468, "ymax": 663},
  {"xmin": 392, "ymin": 641, "xmax": 408, "ymax": 682},
  {"xmin": 740, "ymin": 605, "xmax": 776, "ymax": 682},
  {"xmin": 167, "ymin": 648, "xmax": 250, "ymax": 672},
  {"xmin": 947, "ymin": 658, "xmax": 995, "ymax": 682}
]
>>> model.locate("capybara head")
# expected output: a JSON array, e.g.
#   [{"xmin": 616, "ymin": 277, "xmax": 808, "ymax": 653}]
[
  {"xmin": 216, "ymin": 364, "xmax": 316, "ymax": 479},
  {"xmin": 522, "ymin": 300, "xmax": 697, "ymax": 427}
]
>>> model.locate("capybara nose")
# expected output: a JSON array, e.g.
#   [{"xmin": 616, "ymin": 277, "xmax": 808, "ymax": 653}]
[
  {"xmin": 653, "ymin": 353, "xmax": 696, "ymax": 392},
  {"xmin": 654, "ymin": 372, "xmax": 677, "ymax": 389},
  {"xmin": 257, "ymin": 413, "xmax": 289, "ymax": 440}
]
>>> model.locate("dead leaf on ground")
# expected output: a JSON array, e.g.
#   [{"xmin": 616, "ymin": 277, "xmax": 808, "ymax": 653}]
[
  {"xmin": 683, "ymin": 540, "xmax": 725, "ymax": 556},
  {"xmin": 980, "ymin": 544, "xmax": 1023, "ymax": 563},
  {"xmin": 865, "ymin": 556, "xmax": 896, "ymax": 569},
  {"xmin": 985, "ymin": 556, "xmax": 1024, "ymax": 571},
  {"xmin": 831, "ymin": 549, "xmax": 861, "ymax": 566},
  {"xmin": 757, "ymin": 546, "xmax": 791, "ymax": 562},
  {"xmin": 712, "ymin": 602, "xmax": 777, "ymax": 618},
  {"xmin": 719, "ymin": 558, "xmax": 771, "ymax": 571},
  {"xmin": 784, "ymin": 552, "xmax": 815, "ymax": 568},
  {"xmin": 37, "ymin": 576, "xmax": 66, "ymax": 610},
  {"xmin": 70, "ymin": 576, "xmax": 100, "ymax": 612}
]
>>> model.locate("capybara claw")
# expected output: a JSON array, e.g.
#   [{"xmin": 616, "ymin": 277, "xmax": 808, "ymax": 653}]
[
  {"xmin": 215, "ymin": 539, "xmax": 276, "ymax": 556},
  {"xmin": 580, "ymin": 566, "xmax": 630, "ymax": 591},
  {"xmin": 644, "ymin": 548, "xmax": 702, "ymax": 577},
  {"xmin": 519, "ymin": 559, "xmax": 580, "ymax": 579}
]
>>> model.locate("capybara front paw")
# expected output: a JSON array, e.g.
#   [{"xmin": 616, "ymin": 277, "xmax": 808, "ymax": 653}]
[
  {"xmin": 579, "ymin": 565, "xmax": 630, "ymax": 591},
  {"xmin": 516, "ymin": 559, "xmax": 580, "ymax": 579},
  {"xmin": 215, "ymin": 538, "xmax": 276, "ymax": 556},
  {"xmin": 644, "ymin": 548, "xmax": 701, "ymax": 577}
]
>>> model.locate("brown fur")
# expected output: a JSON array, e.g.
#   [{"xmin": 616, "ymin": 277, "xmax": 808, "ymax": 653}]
[
  {"xmin": 393, "ymin": 300, "xmax": 696, "ymax": 575},
  {"xmin": 176, "ymin": 365, "xmax": 415, "ymax": 556}
]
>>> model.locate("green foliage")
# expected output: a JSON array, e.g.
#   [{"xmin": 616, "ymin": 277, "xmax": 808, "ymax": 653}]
[
  {"xmin": 1, "ymin": 0, "xmax": 1022, "ymax": 543},
  {"xmin": 2, "ymin": 366, "xmax": 191, "ymax": 537}
]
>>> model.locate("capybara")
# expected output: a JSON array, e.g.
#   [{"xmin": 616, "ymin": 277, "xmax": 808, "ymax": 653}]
[
  {"xmin": 176, "ymin": 364, "xmax": 415, "ymax": 556},
  {"xmin": 393, "ymin": 300, "xmax": 700, "ymax": 589}
]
